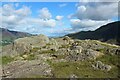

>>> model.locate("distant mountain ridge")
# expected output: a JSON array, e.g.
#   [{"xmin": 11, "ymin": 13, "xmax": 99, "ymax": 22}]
[
  {"xmin": 0, "ymin": 28, "xmax": 32, "ymax": 45},
  {"xmin": 67, "ymin": 21, "xmax": 120, "ymax": 45}
]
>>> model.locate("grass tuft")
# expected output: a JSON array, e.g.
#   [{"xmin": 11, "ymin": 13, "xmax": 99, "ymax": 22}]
[{"xmin": 2, "ymin": 56, "xmax": 14, "ymax": 65}]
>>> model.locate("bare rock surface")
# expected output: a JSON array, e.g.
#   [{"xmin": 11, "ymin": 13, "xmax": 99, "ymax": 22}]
[
  {"xmin": 92, "ymin": 61, "xmax": 112, "ymax": 71},
  {"xmin": 2, "ymin": 60, "xmax": 52, "ymax": 78},
  {"xmin": 13, "ymin": 34, "xmax": 49, "ymax": 54}
]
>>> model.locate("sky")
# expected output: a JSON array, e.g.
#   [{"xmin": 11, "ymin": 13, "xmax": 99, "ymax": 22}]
[{"xmin": 0, "ymin": 1, "xmax": 119, "ymax": 37}]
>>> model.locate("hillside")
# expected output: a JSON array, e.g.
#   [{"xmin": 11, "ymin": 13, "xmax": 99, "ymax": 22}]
[
  {"xmin": 67, "ymin": 21, "xmax": 120, "ymax": 45},
  {"xmin": 0, "ymin": 28, "xmax": 32, "ymax": 46},
  {"xmin": 1, "ymin": 35, "xmax": 120, "ymax": 78}
]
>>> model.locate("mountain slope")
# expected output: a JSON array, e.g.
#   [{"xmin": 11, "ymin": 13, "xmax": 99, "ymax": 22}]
[
  {"xmin": 2, "ymin": 35, "xmax": 120, "ymax": 78},
  {"xmin": 67, "ymin": 21, "xmax": 120, "ymax": 45},
  {"xmin": 0, "ymin": 28, "xmax": 32, "ymax": 46}
]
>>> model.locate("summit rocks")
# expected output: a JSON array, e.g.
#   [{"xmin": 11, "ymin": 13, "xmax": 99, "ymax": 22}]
[{"xmin": 1, "ymin": 35, "xmax": 120, "ymax": 78}]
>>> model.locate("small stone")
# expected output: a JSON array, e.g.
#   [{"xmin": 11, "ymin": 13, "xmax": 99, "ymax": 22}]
[
  {"xmin": 104, "ymin": 65, "xmax": 112, "ymax": 71},
  {"xmin": 22, "ymin": 55, "xmax": 28, "ymax": 58},
  {"xmin": 6, "ymin": 71, "xmax": 10, "ymax": 74},
  {"xmin": 69, "ymin": 74, "xmax": 78, "ymax": 78}
]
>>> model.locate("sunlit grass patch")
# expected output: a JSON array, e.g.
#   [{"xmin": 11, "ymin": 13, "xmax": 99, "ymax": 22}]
[
  {"xmin": 2, "ymin": 56, "xmax": 14, "ymax": 65},
  {"xmin": 47, "ymin": 59, "xmax": 119, "ymax": 78},
  {"xmin": 41, "ymin": 49, "xmax": 56, "ymax": 54}
]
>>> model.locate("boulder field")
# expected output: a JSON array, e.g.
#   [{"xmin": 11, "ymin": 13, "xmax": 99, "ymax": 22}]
[{"xmin": 1, "ymin": 35, "xmax": 120, "ymax": 78}]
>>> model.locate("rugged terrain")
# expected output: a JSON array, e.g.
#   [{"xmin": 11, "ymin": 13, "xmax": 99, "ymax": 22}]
[
  {"xmin": 67, "ymin": 21, "xmax": 120, "ymax": 45},
  {"xmin": 1, "ymin": 34, "xmax": 120, "ymax": 78},
  {"xmin": 0, "ymin": 28, "xmax": 32, "ymax": 46}
]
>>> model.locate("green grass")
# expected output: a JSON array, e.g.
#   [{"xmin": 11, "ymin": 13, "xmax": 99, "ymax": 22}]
[
  {"xmin": 24, "ymin": 54, "xmax": 36, "ymax": 60},
  {"xmin": 2, "ymin": 53, "xmax": 36, "ymax": 65},
  {"xmin": 56, "ymin": 55, "xmax": 67, "ymax": 59},
  {"xmin": 47, "ymin": 59, "xmax": 119, "ymax": 78},
  {"xmin": 1, "ymin": 39, "xmax": 13, "ymax": 46},
  {"xmin": 96, "ymin": 54, "xmax": 119, "ymax": 66},
  {"xmin": 46, "ymin": 43, "xmax": 52, "ymax": 46},
  {"xmin": 94, "ymin": 40, "xmax": 119, "ymax": 48},
  {"xmin": 95, "ymin": 48, "xmax": 106, "ymax": 53},
  {"xmin": 0, "ymin": 56, "xmax": 2, "ymax": 65},
  {"xmin": 19, "ymin": 53, "xmax": 36, "ymax": 60},
  {"xmin": 31, "ymin": 47, "xmax": 41, "ymax": 52},
  {"xmin": 41, "ymin": 49, "xmax": 56, "ymax": 54},
  {"xmin": 2, "ymin": 56, "xmax": 14, "ymax": 65}
]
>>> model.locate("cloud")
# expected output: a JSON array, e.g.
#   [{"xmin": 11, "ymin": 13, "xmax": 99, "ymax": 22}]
[
  {"xmin": 70, "ymin": 19, "xmax": 113, "ymax": 32},
  {"xmin": 15, "ymin": 3, "xmax": 19, "ymax": 7},
  {"xmin": 2, "ymin": 2, "xmax": 118, "ymax": 36},
  {"xmin": 59, "ymin": 3, "xmax": 67, "ymax": 7},
  {"xmin": 67, "ymin": 14, "xmax": 74, "ymax": 19},
  {"xmin": 2, "ymin": 4, "xmax": 15, "ymax": 16},
  {"xmin": 56, "ymin": 15, "xmax": 64, "ymax": 21},
  {"xmin": 15, "ymin": 6, "xmax": 31, "ymax": 17},
  {"xmin": 72, "ymin": 2, "xmax": 118, "ymax": 20},
  {"xmin": 44, "ymin": 19, "xmax": 56, "ymax": 27},
  {"xmin": 2, "ymin": 4, "xmax": 31, "ymax": 29},
  {"xmin": 28, "ymin": 18, "xmax": 56, "ymax": 27},
  {"xmin": 38, "ymin": 7, "xmax": 52, "ymax": 20},
  {"xmin": 67, "ymin": 2, "xmax": 118, "ymax": 33},
  {"xmin": 77, "ymin": 5, "xmax": 86, "ymax": 12},
  {"xmin": 2, "ymin": 3, "xmax": 57, "ymax": 34}
]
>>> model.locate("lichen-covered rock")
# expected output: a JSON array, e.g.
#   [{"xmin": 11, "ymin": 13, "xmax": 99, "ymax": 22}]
[
  {"xmin": 46, "ymin": 38, "xmax": 59, "ymax": 51},
  {"xmin": 85, "ymin": 49, "xmax": 104, "ymax": 60},
  {"xmin": 92, "ymin": 61, "xmax": 112, "ymax": 71},
  {"xmin": 105, "ymin": 48, "xmax": 120, "ymax": 55},
  {"xmin": 70, "ymin": 45, "xmax": 83, "ymax": 54},
  {"xmin": 63, "ymin": 36, "xmax": 71, "ymax": 40},
  {"xmin": 12, "ymin": 34, "xmax": 49, "ymax": 55},
  {"xmin": 65, "ymin": 45, "xmax": 83, "ymax": 61},
  {"xmin": 67, "ymin": 48, "xmax": 103, "ymax": 61},
  {"xmin": 2, "ymin": 44, "xmax": 18, "ymax": 56},
  {"xmin": 63, "ymin": 36, "xmax": 74, "ymax": 44}
]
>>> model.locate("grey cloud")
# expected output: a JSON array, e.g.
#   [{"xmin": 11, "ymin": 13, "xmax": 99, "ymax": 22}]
[
  {"xmin": 74, "ymin": 2, "xmax": 118, "ymax": 20},
  {"xmin": 68, "ymin": 2, "xmax": 118, "ymax": 33},
  {"xmin": 70, "ymin": 19, "xmax": 114, "ymax": 32}
]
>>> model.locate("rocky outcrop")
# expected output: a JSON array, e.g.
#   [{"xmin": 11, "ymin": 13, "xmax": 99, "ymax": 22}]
[
  {"xmin": 2, "ymin": 44, "xmax": 18, "ymax": 56},
  {"xmin": 12, "ymin": 34, "xmax": 49, "ymax": 54},
  {"xmin": 2, "ymin": 34, "xmax": 120, "ymax": 78},
  {"xmin": 84, "ymin": 49, "xmax": 104, "ymax": 60},
  {"xmin": 45, "ymin": 38, "xmax": 59, "ymax": 51},
  {"xmin": 92, "ymin": 61, "xmax": 112, "ymax": 71},
  {"xmin": 70, "ymin": 45, "xmax": 83, "ymax": 54},
  {"xmin": 63, "ymin": 36, "xmax": 74, "ymax": 45},
  {"xmin": 66, "ymin": 47, "xmax": 103, "ymax": 61},
  {"xmin": 105, "ymin": 48, "xmax": 120, "ymax": 55},
  {"xmin": 74, "ymin": 40, "xmax": 105, "ymax": 50}
]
